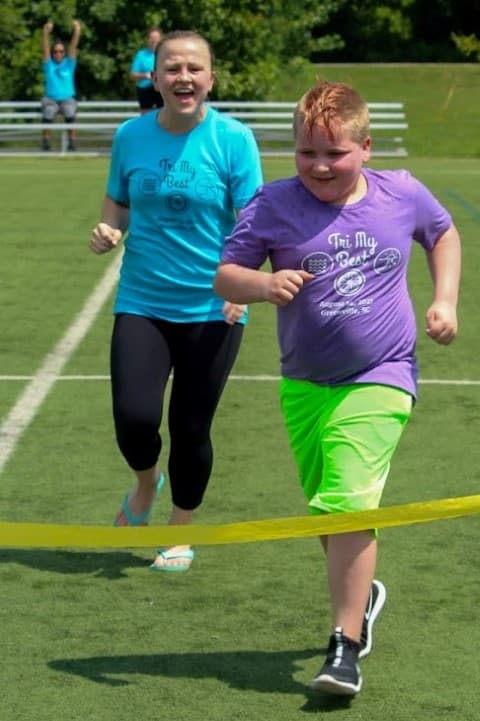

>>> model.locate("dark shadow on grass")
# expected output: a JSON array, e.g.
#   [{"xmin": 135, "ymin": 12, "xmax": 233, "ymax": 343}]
[
  {"xmin": 302, "ymin": 690, "xmax": 353, "ymax": 713},
  {"xmin": 0, "ymin": 548, "xmax": 150, "ymax": 579},
  {"xmin": 48, "ymin": 649, "xmax": 352, "ymax": 711}
]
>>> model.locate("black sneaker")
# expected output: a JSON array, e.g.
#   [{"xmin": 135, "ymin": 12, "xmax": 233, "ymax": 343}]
[
  {"xmin": 310, "ymin": 627, "xmax": 362, "ymax": 696},
  {"xmin": 359, "ymin": 579, "xmax": 386, "ymax": 659},
  {"xmin": 42, "ymin": 138, "xmax": 51, "ymax": 151}
]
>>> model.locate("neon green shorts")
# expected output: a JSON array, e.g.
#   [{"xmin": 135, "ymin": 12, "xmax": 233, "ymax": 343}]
[{"xmin": 279, "ymin": 379, "xmax": 413, "ymax": 515}]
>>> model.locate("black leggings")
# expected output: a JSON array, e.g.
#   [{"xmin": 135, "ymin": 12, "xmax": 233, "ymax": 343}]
[{"xmin": 110, "ymin": 314, "xmax": 243, "ymax": 510}]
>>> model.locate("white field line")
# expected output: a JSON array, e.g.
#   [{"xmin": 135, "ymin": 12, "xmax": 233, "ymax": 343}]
[
  {"xmin": 0, "ymin": 273, "xmax": 478, "ymax": 477},
  {"xmin": 0, "ymin": 374, "xmax": 479, "ymax": 385},
  {"xmin": 0, "ymin": 255, "xmax": 121, "ymax": 475}
]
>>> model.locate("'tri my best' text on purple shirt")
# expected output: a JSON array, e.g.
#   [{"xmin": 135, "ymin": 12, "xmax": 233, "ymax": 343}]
[{"xmin": 221, "ymin": 168, "xmax": 452, "ymax": 397}]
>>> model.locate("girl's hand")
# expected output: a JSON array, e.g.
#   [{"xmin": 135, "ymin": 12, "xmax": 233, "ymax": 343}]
[
  {"xmin": 89, "ymin": 223, "xmax": 122, "ymax": 254},
  {"xmin": 222, "ymin": 301, "xmax": 246, "ymax": 325}
]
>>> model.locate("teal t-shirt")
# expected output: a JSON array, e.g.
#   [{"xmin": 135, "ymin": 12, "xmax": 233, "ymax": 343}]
[
  {"xmin": 107, "ymin": 107, "xmax": 263, "ymax": 322},
  {"xmin": 43, "ymin": 57, "xmax": 76, "ymax": 100},
  {"xmin": 130, "ymin": 47, "xmax": 156, "ymax": 88}
]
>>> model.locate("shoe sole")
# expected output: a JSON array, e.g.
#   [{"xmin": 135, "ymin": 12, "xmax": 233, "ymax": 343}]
[
  {"xmin": 310, "ymin": 674, "xmax": 362, "ymax": 696},
  {"xmin": 358, "ymin": 579, "xmax": 387, "ymax": 659}
]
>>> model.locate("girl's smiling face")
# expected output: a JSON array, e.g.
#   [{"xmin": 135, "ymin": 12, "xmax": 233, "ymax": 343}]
[
  {"xmin": 295, "ymin": 121, "xmax": 371, "ymax": 206},
  {"xmin": 153, "ymin": 37, "xmax": 215, "ymax": 123}
]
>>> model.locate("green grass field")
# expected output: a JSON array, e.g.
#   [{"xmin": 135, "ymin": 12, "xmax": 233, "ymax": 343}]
[
  {"xmin": 273, "ymin": 63, "xmax": 480, "ymax": 158},
  {"xmin": 0, "ymin": 154, "xmax": 479, "ymax": 721}
]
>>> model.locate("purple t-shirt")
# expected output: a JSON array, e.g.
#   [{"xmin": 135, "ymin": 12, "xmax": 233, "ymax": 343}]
[{"xmin": 221, "ymin": 168, "xmax": 452, "ymax": 396}]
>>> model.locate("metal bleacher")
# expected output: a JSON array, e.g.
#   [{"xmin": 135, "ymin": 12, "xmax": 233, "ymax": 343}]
[{"xmin": 0, "ymin": 100, "xmax": 408, "ymax": 157}]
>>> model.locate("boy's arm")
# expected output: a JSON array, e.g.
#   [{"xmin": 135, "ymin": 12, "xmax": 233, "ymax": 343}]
[
  {"xmin": 42, "ymin": 22, "xmax": 53, "ymax": 61},
  {"xmin": 215, "ymin": 263, "xmax": 313, "ymax": 307},
  {"xmin": 424, "ymin": 223, "xmax": 461, "ymax": 345},
  {"xmin": 68, "ymin": 19, "xmax": 82, "ymax": 59}
]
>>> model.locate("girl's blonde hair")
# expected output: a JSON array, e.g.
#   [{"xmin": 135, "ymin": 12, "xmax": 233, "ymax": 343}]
[
  {"xmin": 294, "ymin": 81, "xmax": 370, "ymax": 143},
  {"xmin": 154, "ymin": 30, "xmax": 215, "ymax": 67}
]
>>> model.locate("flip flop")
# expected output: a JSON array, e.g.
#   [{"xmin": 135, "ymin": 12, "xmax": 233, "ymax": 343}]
[
  {"xmin": 113, "ymin": 473, "xmax": 165, "ymax": 527},
  {"xmin": 149, "ymin": 548, "xmax": 195, "ymax": 573}
]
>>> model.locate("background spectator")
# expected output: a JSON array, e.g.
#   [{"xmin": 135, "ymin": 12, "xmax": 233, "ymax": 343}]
[
  {"xmin": 130, "ymin": 27, "xmax": 164, "ymax": 114},
  {"xmin": 41, "ymin": 19, "xmax": 82, "ymax": 151}
]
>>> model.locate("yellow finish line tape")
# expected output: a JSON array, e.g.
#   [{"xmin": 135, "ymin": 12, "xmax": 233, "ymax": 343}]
[{"xmin": 1, "ymin": 494, "xmax": 480, "ymax": 549}]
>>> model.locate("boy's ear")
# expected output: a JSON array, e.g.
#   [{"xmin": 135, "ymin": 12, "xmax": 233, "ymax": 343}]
[{"xmin": 362, "ymin": 136, "xmax": 372, "ymax": 160}]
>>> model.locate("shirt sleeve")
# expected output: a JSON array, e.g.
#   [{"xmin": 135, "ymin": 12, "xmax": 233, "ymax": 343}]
[
  {"xmin": 106, "ymin": 125, "xmax": 129, "ymax": 205},
  {"xmin": 228, "ymin": 125, "xmax": 264, "ymax": 210},
  {"xmin": 409, "ymin": 174, "xmax": 452, "ymax": 249},
  {"xmin": 222, "ymin": 188, "xmax": 271, "ymax": 269}
]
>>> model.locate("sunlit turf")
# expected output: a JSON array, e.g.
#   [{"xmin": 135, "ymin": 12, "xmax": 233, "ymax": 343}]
[
  {"xmin": 0, "ymin": 156, "xmax": 479, "ymax": 720},
  {"xmin": 275, "ymin": 63, "xmax": 480, "ymax": 158}
]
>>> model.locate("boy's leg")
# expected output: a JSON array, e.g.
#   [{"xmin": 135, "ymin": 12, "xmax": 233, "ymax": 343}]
[
  {"xmin": 281, "ymin": 380, "xmax": 412, "ymax": 694},
  {"xmin": 326, "ymin": 530, "xmax": 376, "ymax": 643},
  {"xmin": 317, "ymin": 384, "xmax": 411, "ymax": 650},
  {"xmin": 321, "ymin": 533, "xmax": 386, "ymax": 658},
  {"xmin": 310, "ymin": 530, "xmax": 375, "ymax": 696}
]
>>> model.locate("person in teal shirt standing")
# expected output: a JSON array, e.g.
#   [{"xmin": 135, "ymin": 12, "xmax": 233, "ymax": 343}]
[
  {"xmin": 130, "ymin": 27, "xmax": 164, "ymax": 113},
  {"xmin": 89, "ymin": 30, "xmax": 263, "ymax": 572},
  {"xmin": 41, "ymin": 19, "xmax": 81, "ymax": 151}
]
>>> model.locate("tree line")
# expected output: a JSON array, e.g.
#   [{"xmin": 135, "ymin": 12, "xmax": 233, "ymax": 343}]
[{"xmin": 0, "ymin": 0, "xmax": 478, "ymax": 102}]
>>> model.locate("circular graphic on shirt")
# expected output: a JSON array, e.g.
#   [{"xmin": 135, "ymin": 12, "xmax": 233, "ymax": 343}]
[
  {"xmin": 302, "ymin": 252, "xmax": 334, "ymax": 276},
  {"xmin": 166, "ymin": 193, "xmax": 189, "ymax": 212},
  {"xmin": 139, "ymin": 173, "xmax": 159, "ymax": 195},
  {"xmin": 374, "ymin": 248, "xmax": 401, "ymax": 274},
  {"xmin": 334, "ymin": 269, "xmax": 366, "ymax": 296}
]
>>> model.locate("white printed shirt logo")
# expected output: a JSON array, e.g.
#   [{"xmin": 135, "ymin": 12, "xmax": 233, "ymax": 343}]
[
  {"xmin": 334, "ymin": 269, "xmax": 366, "ymax": 296},
  {"xmin": 299, "ymin": 228, "xmax": 403, "ymax": 317},
  {"xmin": 374, "ymin": 248, "xmax": 401, "ymax": 274},
  {"xmin": 302, "ymin": 252, "xmax": 334, "ymax": 275}
]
